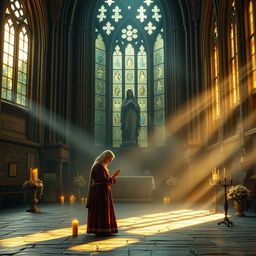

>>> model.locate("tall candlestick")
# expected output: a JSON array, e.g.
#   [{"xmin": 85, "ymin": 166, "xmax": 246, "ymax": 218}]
[{"xmin": 72, "ymin": 219, "xmax": 79, "ymax": 236}]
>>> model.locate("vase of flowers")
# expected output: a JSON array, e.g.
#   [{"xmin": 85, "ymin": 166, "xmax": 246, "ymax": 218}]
[
  {"xmin": 163, "ymin": 175, "xmax": 179, "ymax": 202},
  {"xmin": 227, "ymin": 185, "xmax": 250, "ymax": 217},
  {"xmin": 23, "ymin": 178, "xmax": 44, "ymax": 213},
  {"xmin": 72, "ymin": 173, "xmax": 86, "ymax": 199}
]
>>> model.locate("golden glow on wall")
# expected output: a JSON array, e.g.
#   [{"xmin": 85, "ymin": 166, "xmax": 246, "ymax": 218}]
[
  {"xmin": 230, "ymin": 22, "xmax": 239, "ymax": 105},
  {"xmin": 249, "ymin": 0, "xmax": 256, "ymax": 89},
  {"xmin": 213, "ymin": 46, "xmax": 220, "ymax": 118},
  {"xmin": 211, "ymin": 21, "xmax": 220, "ymax": 120}
]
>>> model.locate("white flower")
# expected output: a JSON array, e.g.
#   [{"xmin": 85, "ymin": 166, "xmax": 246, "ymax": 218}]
[{"xmin": 227, "ymin": 185, "xmax": 250, "ymax": 200}]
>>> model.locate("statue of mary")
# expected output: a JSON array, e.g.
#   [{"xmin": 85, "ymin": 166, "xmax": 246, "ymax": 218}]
[{"xmin": 121, "ymin": 89, "xmax": 140, "ymax": 147}]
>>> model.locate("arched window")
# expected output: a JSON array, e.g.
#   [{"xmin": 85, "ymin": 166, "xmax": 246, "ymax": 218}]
[
  {"xmin": 94, "ymin": 0, "xmax": 165, "ymax": 148},
  {"xmin": 229, "ymin": 0, "xmax": 239, "ymax": 106},
  {"xmin": 248, "ymin": 0, "xmax": 256, "ymax": 91},
  {"xmin": 1, "ymin": 0, "xmax": 30, "ymax": 107},
  {"xmin": 211, "ymin": 22, "xmax": 220, "ymax": 120}
]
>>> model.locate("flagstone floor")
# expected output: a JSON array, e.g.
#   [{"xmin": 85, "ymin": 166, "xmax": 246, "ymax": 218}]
[{"xmin": 0, "ymin": 202, "xmax": 256, "ymax": 256}]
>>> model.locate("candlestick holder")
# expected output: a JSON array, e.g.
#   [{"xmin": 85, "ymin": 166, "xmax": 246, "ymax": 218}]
[
  {"xmin": 26, "ymin": 188, "xmax": 41, "ymax": 213},
  {"xmin": 217, "ymin": 178, "xmax": 233, "ymax": 227}
]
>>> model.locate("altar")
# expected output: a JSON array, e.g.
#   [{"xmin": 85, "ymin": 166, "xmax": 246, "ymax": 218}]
[{"xmin": 112, "ymin": 176, "xmax": 155, "ymax": 201}]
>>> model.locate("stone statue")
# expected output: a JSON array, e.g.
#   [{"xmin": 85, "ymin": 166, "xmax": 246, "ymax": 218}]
[{"xmin": 121, "ymin": 89, "xmax": 140, "ymax": 147}]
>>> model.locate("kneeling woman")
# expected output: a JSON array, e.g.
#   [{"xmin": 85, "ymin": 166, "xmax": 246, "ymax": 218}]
[{"xmin": 86, "ymin": 150, "xmax": 121, "ymax": 235}]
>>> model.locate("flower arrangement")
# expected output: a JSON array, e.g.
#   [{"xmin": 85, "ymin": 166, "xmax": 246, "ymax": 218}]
[
  {"xmin": 166, "ymin": 175, "xmax": 179, "ymax": 187},
  {"xmin": 23, "ymin": 179, "xmax": 44, "ymax": 197},
  {"xmin": 227, "ymin": 185, "xmax": 250, "ymax": 201},
  {"xmin": 72, "ymin": 173, "xmax": 86, "ymax": 188}
]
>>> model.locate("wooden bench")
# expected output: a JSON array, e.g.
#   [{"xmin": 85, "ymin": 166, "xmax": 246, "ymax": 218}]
[{"xmin": 0, "ymin": 185, "xmax": 26, "ymax": 208}]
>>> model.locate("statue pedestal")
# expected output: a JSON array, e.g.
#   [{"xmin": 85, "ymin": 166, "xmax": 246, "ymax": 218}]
[{"xmin": 26, "ymin": 189, "xmax": 41, "ymax": 213}]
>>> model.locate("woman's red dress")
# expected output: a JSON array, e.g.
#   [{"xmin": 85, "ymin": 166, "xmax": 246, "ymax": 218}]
[{"xmin": 87, "ymin": 163, "xmax": 118, "ymax": 234}]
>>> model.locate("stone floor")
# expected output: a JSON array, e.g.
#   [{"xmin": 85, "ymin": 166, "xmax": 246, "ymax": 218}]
[{"xmin": 0, "ymin": 202, "xmax": 256, "ymax": 256}]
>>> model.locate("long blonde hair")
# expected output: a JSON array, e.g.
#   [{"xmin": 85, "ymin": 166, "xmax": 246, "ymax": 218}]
[{"xmin": 86, "ymin": 150, "xmax": 115, "ymax": 208}]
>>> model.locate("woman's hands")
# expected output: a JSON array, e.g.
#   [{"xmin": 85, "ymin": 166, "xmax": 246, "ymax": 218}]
[{"xmin": 112, "ymin": 169, "xmax": 121, "ymax": 178}]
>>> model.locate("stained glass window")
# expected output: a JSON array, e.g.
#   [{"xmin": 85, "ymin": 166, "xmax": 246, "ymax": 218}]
[
  {"xmin": 125, "ymin": 44, "xmax": 135, "ymax": 93},
  {"xmin": 95, "ymin": 0, "xmax": 165, "ymax": 147},
  {"xmin": 138, "ymin": 46, "xmax": 148, "ymax": 147},
  {"xmin": 248, "ymin": 1, "xmax": 256, "ymax": 90},
  {"xmin": 112, "ymin": 45, "xmax": 122, "ymax": 147},
  {"xmin": 211, "ymin": 22, "xmax": 220, "ymax": 120},
  {"xmin": 1, "ymin": 0, "xmax": 30, "ymax": 107},
  {"xmin": 154, "ymin": 34, "xmax": 165, "ymax": 146},
  {"xmin": 95, "ymin": 34, "xmax": 106, "ymax": 146},
  {"xmin": 230, "ymin": 0, "xmax": 239, "ymax": 106}
]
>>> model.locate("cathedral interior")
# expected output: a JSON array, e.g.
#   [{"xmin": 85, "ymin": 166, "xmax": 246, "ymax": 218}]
[{"xmin": 0, "ymin": 0, "xmax": 256, "ymax": 254}]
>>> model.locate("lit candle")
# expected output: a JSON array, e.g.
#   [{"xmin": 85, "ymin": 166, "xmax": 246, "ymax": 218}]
[
  {"xmin": 212, "ymin": 168, "xmax": 218, "ymax": 181},
  {"xmin": 217, "ymin": 169, "xmax": 220, "ymax": 181},
  {"xmin": 81, "ymin": 197, "xmax": 84, "ymax": 203},
  {"xmin": 163, "ymin": 197, "xmax": 170, "ymax": 204},
  {"xmin": 60, "ymin": 196, "xmax": 64, "ymax": 204},
  {"xmin": 31, "ymin": 168, "xmax": 38, "ymax": 181},
  {"xmin": 224, "ymin": 168, "xmax": 226, "ymax": 179},
  {"xmin": 72, "ymin": 219, "xmax": 79, "ymax": 236},
  {"xmin": 70, "ymin": 195, "xmax": 75, "ymax": 204}
]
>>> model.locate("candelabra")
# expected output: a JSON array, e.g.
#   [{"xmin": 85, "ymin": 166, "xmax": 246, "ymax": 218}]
[
  {"xmin": 209, "ymin": 178, "xmax": 221, "ymax": 214},
  {"xmin": 209, "ymin": 168, "xmax": 221, "ymax": 213},
  {"xmin": 217, "ymin": 176, "xmax": 233, "ymax": 227}
]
